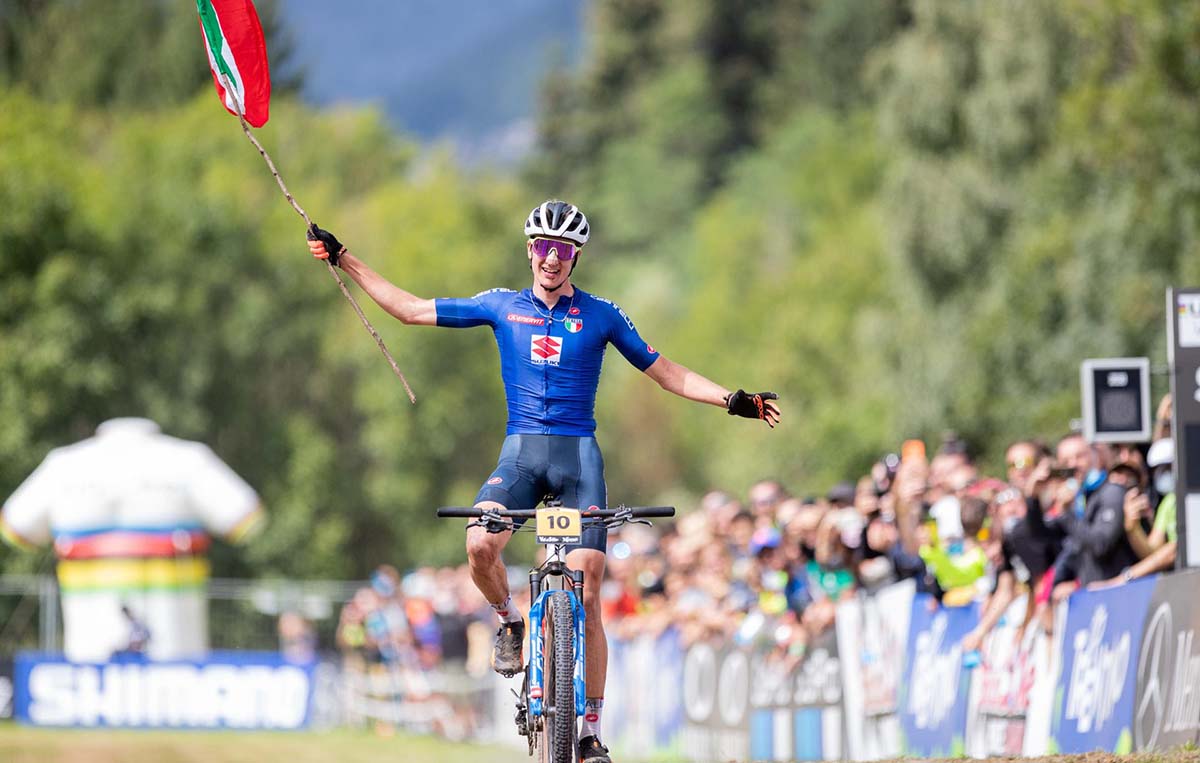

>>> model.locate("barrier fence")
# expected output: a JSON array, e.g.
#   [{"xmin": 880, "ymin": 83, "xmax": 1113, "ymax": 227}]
[{"xmin": 8, "ymin": 569, "xmax": 1200, "ymax": 760}]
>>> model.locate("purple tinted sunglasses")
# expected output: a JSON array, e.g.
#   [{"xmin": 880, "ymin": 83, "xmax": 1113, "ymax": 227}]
[{"xmin": 529, "ymin": 237, "xmax": 578, "ymax": 261}]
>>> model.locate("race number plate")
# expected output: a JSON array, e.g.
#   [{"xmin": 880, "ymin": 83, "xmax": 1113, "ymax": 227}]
[{"xmin": 535, "ymin": 507, "xmax": 582, "ymax": 544}]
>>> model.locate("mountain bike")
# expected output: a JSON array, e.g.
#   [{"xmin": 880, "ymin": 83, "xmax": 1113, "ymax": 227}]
[{"xmin": 437, "ymin": 502, "xmax": 674, "ymax": 763}]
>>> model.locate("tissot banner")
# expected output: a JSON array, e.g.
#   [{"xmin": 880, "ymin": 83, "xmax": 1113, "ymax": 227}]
[
  {"xmin": 1133, "ymin": 569, "xmax": 1200, "ymax": 751},
  {"xmin": 1051, "ymin": 576, "xmax": 1157, "ymax": 753}
]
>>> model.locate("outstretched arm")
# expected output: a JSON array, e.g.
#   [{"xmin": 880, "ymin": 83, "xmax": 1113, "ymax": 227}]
[
  {"xmin": 307, "ymin": 226, "xmax": 437, "ymax": 326},
  {"xmin": 643, "ymin": 356, "xmax": 782, "ymax": 427}
]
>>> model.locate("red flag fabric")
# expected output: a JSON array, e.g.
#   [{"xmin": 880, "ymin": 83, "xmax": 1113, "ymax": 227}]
[{"xmin": 197, "ymin": 0, "xmax": 271, "ymax": 127}]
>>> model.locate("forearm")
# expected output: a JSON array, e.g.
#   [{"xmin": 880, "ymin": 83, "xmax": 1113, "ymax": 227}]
[
  {"xmin": 651, "ymin": 358, "xmax": 729, "ymax": 407},
  {"xmin": 974, "ymin": 576, "xmax": 1016, "ymax": 637},
  {"xmin": 1129, "ymin": 541, "xmax": 1176, "ymax": 579},
  {"xmin": 1126, "ymin": 523, "xmax": 1154, "ymax": 559},
  {"xmin": 337, "ymin": 251, "xmax": 429, "ymax": 324}
]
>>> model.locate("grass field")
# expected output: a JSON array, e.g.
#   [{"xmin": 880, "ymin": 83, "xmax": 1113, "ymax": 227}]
[
  {"xmin": 0, "ymin": 725, "xmax": 521, "ymax": 763},
  {"xmin": 3, "ymin": 725, "xmax": 1199, "ymax": 763}
]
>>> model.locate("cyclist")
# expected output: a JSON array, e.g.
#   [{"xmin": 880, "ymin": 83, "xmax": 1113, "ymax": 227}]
[{"xmin": 307, "ymin": 200, "xmax": 780, "ymax": 762}]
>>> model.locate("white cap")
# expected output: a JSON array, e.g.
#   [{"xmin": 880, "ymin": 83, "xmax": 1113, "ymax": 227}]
[
  {"xmin": 929, "ymin": 495, "xmax": 963, "ymax": 540},
  {"xmin": 1147, "ymin": 438, "xmax": 1175, "ymax": 467}
]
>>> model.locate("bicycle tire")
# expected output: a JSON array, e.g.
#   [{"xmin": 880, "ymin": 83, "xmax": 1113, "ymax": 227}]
[{"xmin": 541, "ymin": 590, "xmax": 577, "ymax": 763}]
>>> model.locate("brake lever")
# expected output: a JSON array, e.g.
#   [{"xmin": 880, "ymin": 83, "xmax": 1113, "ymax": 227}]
[
  {"xmin": 466, "ymin": 508, "xmax": 514, "ymax": 534},
  {"xmin": 603, "ymin": 507, "xmax": 652, "ymax": 529}
]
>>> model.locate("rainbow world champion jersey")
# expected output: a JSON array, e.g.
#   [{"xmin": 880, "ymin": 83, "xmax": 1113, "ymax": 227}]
[{"xmin": 435, "ymin": 287, "xmax": 660, "ymax": 436}]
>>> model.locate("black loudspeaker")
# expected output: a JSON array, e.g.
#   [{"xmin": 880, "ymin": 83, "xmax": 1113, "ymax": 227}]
[{"xmin": 1080, "ymin": 357, "xmax": 1151, "ymax": 443}]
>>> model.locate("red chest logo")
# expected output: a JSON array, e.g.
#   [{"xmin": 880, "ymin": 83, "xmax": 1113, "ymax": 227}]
[{"xmin": 531, "ymin": 335, "xmax": 562, "ymax": 365}]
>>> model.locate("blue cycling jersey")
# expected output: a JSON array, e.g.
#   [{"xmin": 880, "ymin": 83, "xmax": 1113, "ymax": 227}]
[{"xmin": 435, "ymin": 287, "xmax": 660, "ymax": 436}]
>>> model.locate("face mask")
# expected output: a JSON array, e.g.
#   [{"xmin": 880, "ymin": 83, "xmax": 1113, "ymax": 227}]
[
  {"xmin": 1155, "ymin": 471, "xmax": 1176, "ymax": 496},
  {"xmin": 1003, "ymin": 516, "xmax": 1020, "ymax": 535},
  {"xmin": 1083, "ymin": 469, "xmax": 1107, "ymax": 493}
]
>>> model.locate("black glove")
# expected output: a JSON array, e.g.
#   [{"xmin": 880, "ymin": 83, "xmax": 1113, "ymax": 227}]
[
  {"xmin": 725, "ymin": 389, "xmax": 780, "ymax": 426},
  {"xmin": 307, "ymin": 223, "xmax": 345, "ymax": 267}
]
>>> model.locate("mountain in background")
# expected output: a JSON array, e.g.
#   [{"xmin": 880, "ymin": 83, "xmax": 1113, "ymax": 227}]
[{"xmin": 278, "ymin": 0, "xmax": 585, "ymax": 164}]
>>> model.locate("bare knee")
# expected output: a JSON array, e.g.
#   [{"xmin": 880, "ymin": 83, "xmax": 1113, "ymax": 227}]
[{"xmin": 466, "ymin": 528, "xmax": 503, "ymax": 567}]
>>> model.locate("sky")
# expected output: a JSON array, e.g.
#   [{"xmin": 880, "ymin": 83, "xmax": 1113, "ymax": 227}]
[{"xmin": 277, "ymin": 0, "xmax": 586, "ymax": 164}]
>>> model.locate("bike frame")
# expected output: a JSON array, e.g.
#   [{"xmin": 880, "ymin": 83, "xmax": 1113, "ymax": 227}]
[{"xmin": 526, "ymin": 541, "xmax": 587, "ymax": 718}]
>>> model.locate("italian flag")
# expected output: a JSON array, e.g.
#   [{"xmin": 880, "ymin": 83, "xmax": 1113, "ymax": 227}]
[{"xmin": 197, "ymin": 0, "xmax": 271, "ymax": 127}]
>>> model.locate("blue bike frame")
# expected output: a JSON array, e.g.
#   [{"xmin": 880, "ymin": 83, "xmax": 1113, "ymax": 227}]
[{"xmin": 527, "ymin": 587, "xmax": 587, "ymax": 718}]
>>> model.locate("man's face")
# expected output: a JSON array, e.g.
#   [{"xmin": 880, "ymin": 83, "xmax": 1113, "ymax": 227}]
[
  {"xmin": 749, "ymin": 481, "xmax": 784, "ymax": 516},
  {"xmin": 528, "ymin": 237, "xmax": 575, "ymax": 292},
  {"xmin": 1056, "ymin": 435, "xmax": 1094, "ymax": 480},
  {"xmin": 1005, "ymin": 443, "xmax": 1037, "ymax": 485}
]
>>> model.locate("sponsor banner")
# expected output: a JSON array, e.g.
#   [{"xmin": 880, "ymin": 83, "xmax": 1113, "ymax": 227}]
[
  {"xmin": 681, "ymin": 642, "xmax": 751, "ymax": 762},
  {"xmin": 836, "ymin": 578, "xmax": 914, "ymax": 761},
  {"xmin": 1051, "ymin": 576, "xmax": 1157, "ymax": 753},
  {"xmin": 964, "ymin": 596, "xmax": 1054, "ymax": 758},
  {"xmin": 747, "ymin": 629, "xmax": 845, "ymax": 762},
  {"xmin": 0, "ymin": 658, "xmax": 13, "ymax": 720},
  {"xmin": 607, "ymin": 629, "xmax": 684, "ymax": 760},
  {"xmin": 14, "ymin": 651, "xmax": 316, "ymax": 729},
  {"xmin": 1133, "ymin": 569, "xmax": 1200, "ymax": 751},
  {"xmin": 900, "ymin": 596, "xmax": 980, "ymax": 757}
]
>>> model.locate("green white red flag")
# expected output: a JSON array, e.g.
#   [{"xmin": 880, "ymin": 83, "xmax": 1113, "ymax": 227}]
[{"xmin": 196, "ymin": 0, "xmax": 271, "ymax": 127}]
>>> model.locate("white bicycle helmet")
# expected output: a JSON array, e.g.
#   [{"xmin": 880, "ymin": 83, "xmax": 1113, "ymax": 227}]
[{"xmin": 524, "ymin": 200, "xmax": 590, "ymax": 246}]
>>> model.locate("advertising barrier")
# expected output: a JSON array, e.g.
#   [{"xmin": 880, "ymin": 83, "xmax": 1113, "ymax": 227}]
[
  {"xmin": 962, "ymin": 596, "xmax": 1056, "ymax": 758},
  {"xmin": 676, "ymin": 630, "xmax": 846, "ymax": 763},
  {"xmin": 607, "ymin": 628, "xmax": 685, "ymax": 759},
  {"xmin": 681, "ymin": 641, "xmax": 750, "ymax": 761},
  {"xmin": 1133, "ymin": 568, "xmax": 1200, "ymax": 750},
  {"xmin": 748, "ymin": 629, "xmax": 844, "ymax": 762},
  {"xmin": 899, "ymin": 596, "xmax": 980, "ymax": 757},
  {"xmin": 1051, "ymin": 576, "xmax": 1157, "ymax": 753},
  {"xmin": 836, "ymin": 579, "xmax": 914, "ymax": 760},
  {"xmin": 14, "ymin": 651, "xmax": 316, "ymax": 729},
  {"xmin": 0, "ymin": 658, "xmax": 13, "ymax": 720}
]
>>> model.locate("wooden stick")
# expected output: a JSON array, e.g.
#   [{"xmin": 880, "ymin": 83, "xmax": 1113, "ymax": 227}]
[{"xmin": 217, "ymin": 75, "xmax": 415, "ymax": 403}]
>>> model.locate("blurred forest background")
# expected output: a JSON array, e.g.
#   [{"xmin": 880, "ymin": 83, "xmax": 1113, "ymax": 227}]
[{"xmin": 1, "ymin": 0, "xmax": 1198, "ymax": 577}]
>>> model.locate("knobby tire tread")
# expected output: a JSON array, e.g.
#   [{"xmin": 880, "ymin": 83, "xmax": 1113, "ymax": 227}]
[{"xmin": 546, "ymin": 591, "xmax": 576, "ymax": 763}]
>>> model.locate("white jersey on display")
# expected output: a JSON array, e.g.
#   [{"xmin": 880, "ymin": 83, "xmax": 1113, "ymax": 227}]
[{"xmin": 1, "ymin": 418, "xmax": 261, "ymax": 662}]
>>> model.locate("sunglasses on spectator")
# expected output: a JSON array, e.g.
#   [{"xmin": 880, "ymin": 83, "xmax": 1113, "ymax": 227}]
[
  {"xmin": 529, "ymin": 237, "xmax": 579, "ymax": 261},
  {"xmin": 1007, "ymin": 455, "xmax": 1036, "ymax": 470},
  {"xmin": 993, "ymin": 488, "xmax": 1022, "ymax": 506}
]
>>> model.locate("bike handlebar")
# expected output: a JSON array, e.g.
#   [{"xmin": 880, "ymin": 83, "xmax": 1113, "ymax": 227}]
[{"xmin": 436, "ymin": 506, "xmax": 675, "ymax": 519}]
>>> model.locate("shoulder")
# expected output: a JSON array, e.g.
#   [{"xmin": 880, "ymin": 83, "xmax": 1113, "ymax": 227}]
[
  {"xmin": 1097, "ymin": 480, "xmax": 1128, "ymax": 503},
  {"xmin": 469, "ymin": 287, "xmax": 519, "ymax": 307},
  {"xmin": 582, "ymin": 291, "xmax": 636, "ymax": 330}
]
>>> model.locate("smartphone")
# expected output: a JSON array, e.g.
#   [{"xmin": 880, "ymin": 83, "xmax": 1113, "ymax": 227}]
[
  {"xmin": 1049, "ymin": 465, "xmax": 1075, "ymax": 479},
  {"xmin": 902, "ymin": 439, "xmax": 926, "ymax": 462}
]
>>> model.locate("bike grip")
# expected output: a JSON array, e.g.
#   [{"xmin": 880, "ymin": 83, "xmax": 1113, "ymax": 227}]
[
  {"xmin": 631, "ymin": 506, "xmax": 676, "ymax": 518},
  {"xmin": 436, "ymin": 507, "xmax": 481, "ymax": 518}
]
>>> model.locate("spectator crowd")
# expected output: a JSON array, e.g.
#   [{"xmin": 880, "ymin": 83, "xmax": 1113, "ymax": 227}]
[{"xmin": 331, "ymin": 394, "xmax": 1182, "ymax": 720}]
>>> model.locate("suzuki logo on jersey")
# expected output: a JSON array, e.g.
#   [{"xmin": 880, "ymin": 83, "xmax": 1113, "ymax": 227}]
[
  {"xmin": 507, "ymin": 313, "xmax": 546, "ymax": 326},
  {"xmin": 564, "ymin": 317, "xmax": 583, "ymax": 334},
  {"xmin": 531, "ymin": 335, "xmax": 562, "ymax": 365}
]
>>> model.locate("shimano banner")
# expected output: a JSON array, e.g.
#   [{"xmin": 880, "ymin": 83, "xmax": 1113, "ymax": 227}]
[
  {"xmin": 900, "ymin": 596, "xmax": 980, "ymax": 757},
  {"xmin": 14, "ymin": 652, "xmax": 316, "ymax": 729},
  {"xmin": 1133, "ymin": 569, "xmax": 1200, "ymax": 751},
  {"xmin": 1052, "ymin": 577, "xmax": 1157, "ymax": 753}
]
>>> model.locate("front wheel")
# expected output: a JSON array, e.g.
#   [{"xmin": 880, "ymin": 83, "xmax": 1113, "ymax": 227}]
[{"xmin": 540, "ymin": 591, "xmax": 577, "ymax": 763}]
